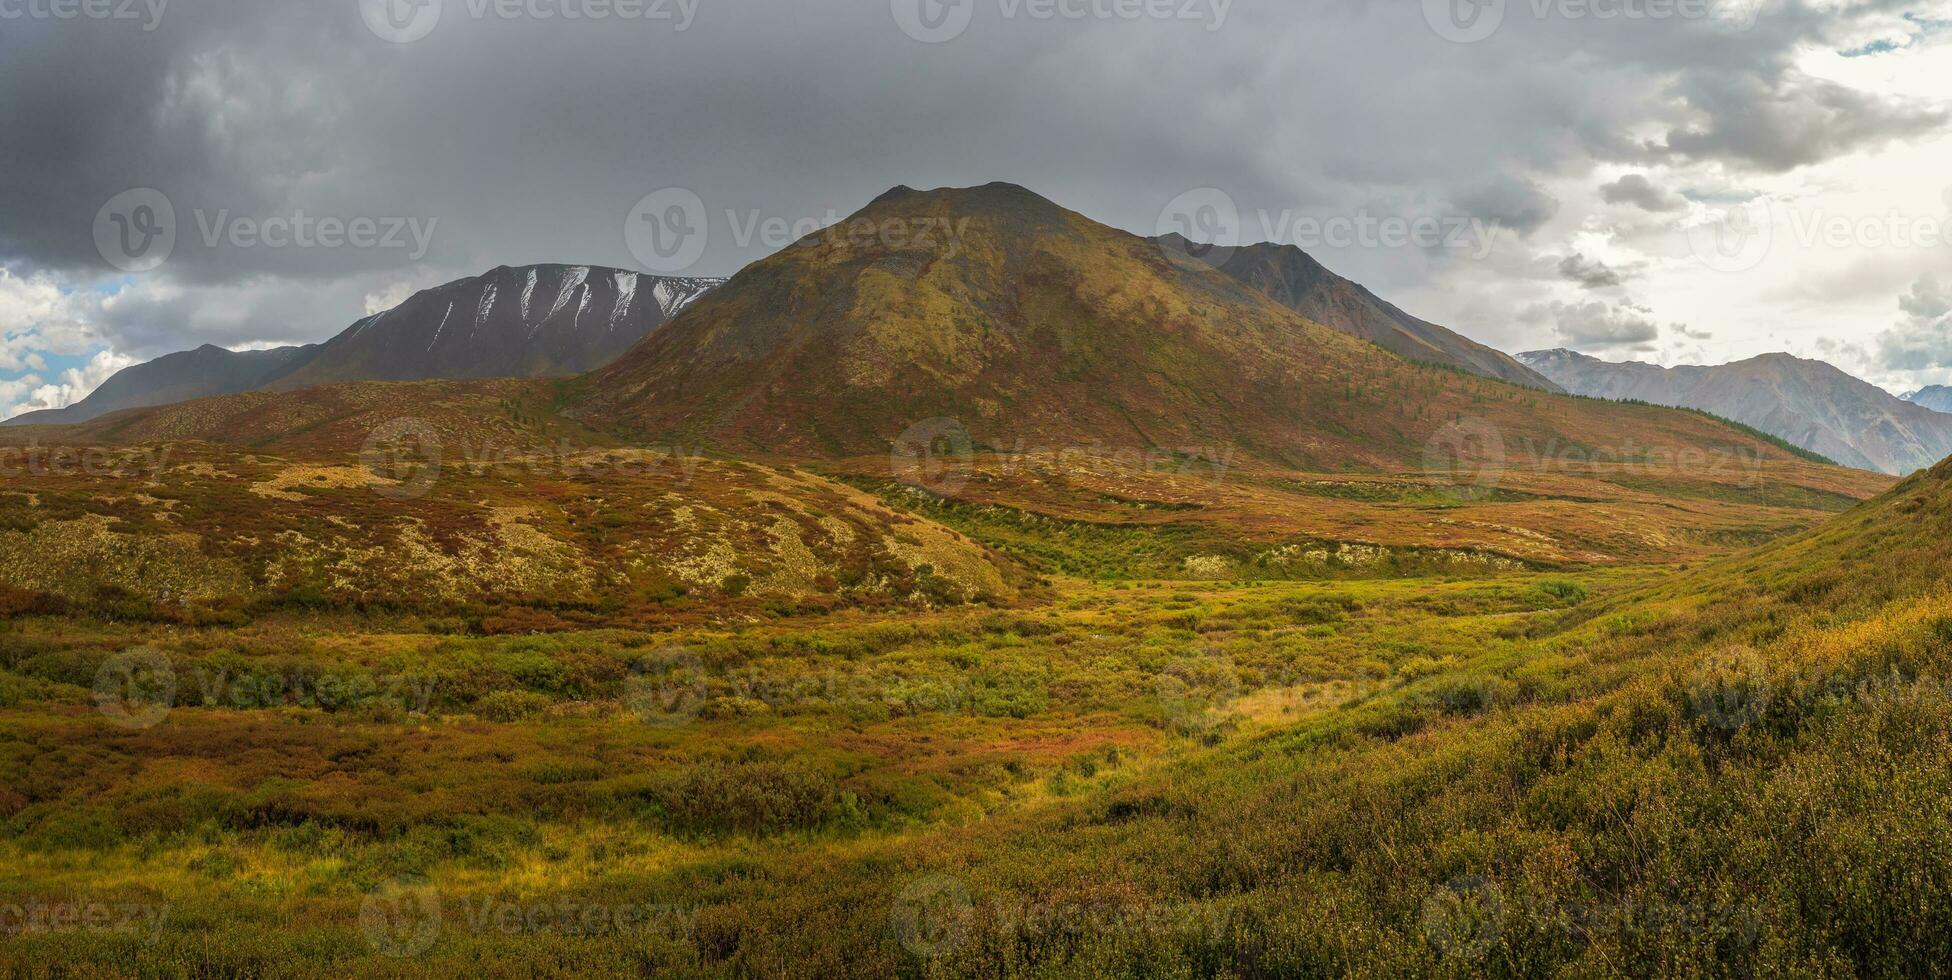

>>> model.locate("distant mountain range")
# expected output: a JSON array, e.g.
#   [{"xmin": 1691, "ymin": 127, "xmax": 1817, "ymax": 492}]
[
  {"xmin": 1519, "ymin": 348, "xmax": 1952, "ymax": 475},
  {"xmin": 1903, "ymin": 385, "xmax": 1952, "ymax": 414},
  {"xmin": 1173, "ymin": 238, "xmax": 1561, "ymax": 392},
  {"xmin": 4, "ymin": 265, "xmax": 722, "ymax": 426},
  {"xmin": 1, "ymin": 344, "xmax": 318, "ymax": 427}
]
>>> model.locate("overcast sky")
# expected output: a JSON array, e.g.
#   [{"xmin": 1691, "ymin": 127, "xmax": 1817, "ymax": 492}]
[{"xmin": 4, "ymin": 0, "xmax": 1952, "ymax": 417}]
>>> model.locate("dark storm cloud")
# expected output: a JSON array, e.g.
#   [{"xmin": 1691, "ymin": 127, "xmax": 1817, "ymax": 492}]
[{"xmin": 0, "ymin": 0, "xmax": 1946, "ymax": 358}]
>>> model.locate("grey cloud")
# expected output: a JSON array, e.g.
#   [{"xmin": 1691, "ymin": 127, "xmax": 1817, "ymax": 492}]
[
  {"xmin": 1652, "ymin": 70, "xmax": 1947, "ymax": 173},
  {"xmin": 1453, "ymin": 177, "xmax": 1559, "ymax": 237},
  {"xmin": 1600, "ymin": 174, "xmax": 1686, "ymax": 212},
  {"xmin": 1899, "ymin": 275, "xmax": 1952, "ymax": 321},
  {"xmin": 1529, "ymin": 299, "xmax": 1662, "ymax": 351},
  {"xmin": 1877, "ymin": 275, "xmax": 1952, "ymax": 374},
  {"xmin": 1558, "ymin": 253, "xmax": 1625, "ymax": 290}
]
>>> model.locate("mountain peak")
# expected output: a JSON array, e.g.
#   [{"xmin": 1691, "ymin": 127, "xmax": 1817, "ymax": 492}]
[
  {"xmin": 1517, "ymin": 348, "xmax": 1591, "ymax": 364},
  {"xmin": 869, "ymin": 185, "xmax": 919, "ymax": 206},
  {"xmin": 566, "ymin": 186, "xmax": 1808, "ymax": 473},
  {"xmin": 857, "ymin": 181, "xmax": 1067, "ymax": 222}
]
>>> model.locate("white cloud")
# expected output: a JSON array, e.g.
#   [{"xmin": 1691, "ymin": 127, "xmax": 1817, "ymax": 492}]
[
  {"xmin": 0, "ymin": 348, "xmax": 135, "ymax": 420},
  {"xmin": 0, "ymin": 268, "xmax": 105, "ymax": 371}
]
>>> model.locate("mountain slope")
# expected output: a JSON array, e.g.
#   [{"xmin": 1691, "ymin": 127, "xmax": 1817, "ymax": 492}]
[
  {"xmin": 1903, "ymin": 385, "xmax": 1952, "ymax": 414},
  {"xmin": 1519, "ymin": 348, "xmax": 1952, "ymax": 475},
  {"xmin": 570, "ymin": 183, "xmax": 1804, "ymax": 472},
  {"xmin": 1181, "ymin": 238, "xmax": 1561, "ymax": 391},
  {"xmin": 0, "ymin": 344, "xmax": 314, "ymax": 427},
  {"xmin": 263, "ymin": 264, "xmax": 722, "ymax": 390}
]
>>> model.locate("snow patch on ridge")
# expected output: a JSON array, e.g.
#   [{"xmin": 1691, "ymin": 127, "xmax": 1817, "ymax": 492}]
[
  {"xmin": 428, "ymin": 300, "xmax": 455, "ymax": 350},
  {"xmin": 473, "ymin": 282, "xmax": 499, "ymax": 337},
  {"xmin": 519, "ymin": 268, "xmax": 540, "ymax": 320},
  {"xmin": 545, "ymin": 267, "xmax": 590, "ymax": 322},
  {"xmin": 611, "ymin": 272, "xmax": 638, "ymax": 331}
]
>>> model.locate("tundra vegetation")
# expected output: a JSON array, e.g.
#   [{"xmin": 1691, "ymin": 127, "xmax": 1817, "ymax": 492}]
[{"xmin": 2, "ymin": 377, "xmax": 1941, "ymax": 977}]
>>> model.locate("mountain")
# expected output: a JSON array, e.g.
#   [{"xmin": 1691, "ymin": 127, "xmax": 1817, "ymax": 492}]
[
  {"xmin": 1518, "ymin": 348, "xmax": 1952, "ymax": 475},
  {"xmin": 2, "ymin": 264, "xmax": 722, "ymax": 426},
  {"xmin": 0, "ymin": 343, "xmax": 315, "ymax": 426},
  {"xmin": 1903, "ymin": 385, "xmax": 1952, "ymax": 414},
  {"xmin": 263, "ymin": 264, "xmax": 721, "ymax": 391},
  {"xmin": 1172, "ymin": 238, "xmax": 1561, "ymax": 392},
  {"xmin": 569, "ymin": 182, "xmax": 1815, "ymax": 471}
]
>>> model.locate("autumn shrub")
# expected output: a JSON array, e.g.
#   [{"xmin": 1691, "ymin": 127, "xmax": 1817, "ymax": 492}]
[{"xmin": 477, "ymin": 689, "xmax": 551, "ymax": 722}]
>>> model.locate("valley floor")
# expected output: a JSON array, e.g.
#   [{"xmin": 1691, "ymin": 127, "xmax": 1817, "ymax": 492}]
[{"xmin": 8, "ymin": 532, "xmax": 1952, "ymax": 977}]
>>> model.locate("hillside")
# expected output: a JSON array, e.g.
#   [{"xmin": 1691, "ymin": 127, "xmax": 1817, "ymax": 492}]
[
  {"xmin": 1520, "ymin": 348, "xmax": 1952, "ymax": 475},
  {"xmin": 0, "ymin": 379, "xmax": 1017, "ymax": 619},
  {"xmin": 1182, "ymin": 238, "xmax": 1561, "ymax": 391},
  {"xmin": 0, "ymin": 344, "xmax": 314, "ymax": 427},
  {"xmin": 570, "ymin": 184, "xmax": 1806, "ymax": 473}
]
